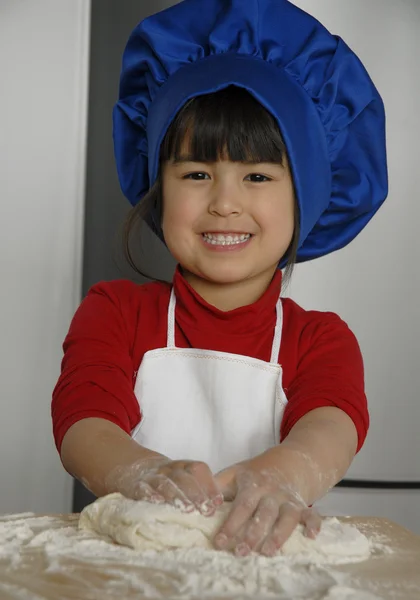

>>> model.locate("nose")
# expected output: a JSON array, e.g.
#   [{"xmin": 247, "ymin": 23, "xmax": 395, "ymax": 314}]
[{"xmin": 208, "ymin": 179, "xmax": 243, "ymax": 217}]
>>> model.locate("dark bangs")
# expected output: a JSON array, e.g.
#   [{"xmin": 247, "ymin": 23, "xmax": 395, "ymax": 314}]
[{"xmin": 160, "ymin": 85, "xmax": 287, "ymax": 165}]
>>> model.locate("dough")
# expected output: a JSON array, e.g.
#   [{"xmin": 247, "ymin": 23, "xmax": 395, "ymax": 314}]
[{"xmin": 79, "ymin": 492, "xmax": 371, "ymax": 562}]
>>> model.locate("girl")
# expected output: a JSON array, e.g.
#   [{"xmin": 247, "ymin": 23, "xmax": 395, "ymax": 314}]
[{"xmin": 52, "ymin": 0, "xmax": 388, "ymax": 557}]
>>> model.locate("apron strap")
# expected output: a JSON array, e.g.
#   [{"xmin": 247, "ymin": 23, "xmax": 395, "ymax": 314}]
[
  {"xmin": 167, "ymin": 287, "xmax": 177, "ymax": 348},
  {"xmin": 167, "ymin": 287, "xmax": 283, "ymax": 359},
  {"xmin": 270, "ymin": 297, "xmax": 283, "ymax": 364}
]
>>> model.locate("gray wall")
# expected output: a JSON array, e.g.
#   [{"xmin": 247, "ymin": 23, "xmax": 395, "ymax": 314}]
[{"xmin": 82, "ymin": 0, "xmax": 177, "ymax": 297}]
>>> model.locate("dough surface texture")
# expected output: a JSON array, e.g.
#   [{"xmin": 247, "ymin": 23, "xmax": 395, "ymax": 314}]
[{"xmin": 79, "ymin": 493, "xmax": 371, "ymax": 562}]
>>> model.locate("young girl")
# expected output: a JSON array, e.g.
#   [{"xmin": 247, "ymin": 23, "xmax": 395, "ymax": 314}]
[{"xmin": 52, "ymin": 0, "xmax": 388, "ymax": 557}]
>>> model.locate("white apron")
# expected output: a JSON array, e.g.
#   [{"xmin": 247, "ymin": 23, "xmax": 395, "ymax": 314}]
[{"xmin": 132, "ymin": 287, "xmax": 288, "ymax": 474}]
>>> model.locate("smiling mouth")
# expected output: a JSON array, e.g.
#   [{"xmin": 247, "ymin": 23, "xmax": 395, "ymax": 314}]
[{"xmin": 202, "ymin": 233, "xmax": 252, "ymax": 246}]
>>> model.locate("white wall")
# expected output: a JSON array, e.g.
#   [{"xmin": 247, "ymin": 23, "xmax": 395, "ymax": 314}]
[
  {"xmin": 289, "ymin": 1, "xmax": 420, "ymax": 532},
  {"xmin": 0, "ymin": 1, "xmax": 91, "ymax": 514}
]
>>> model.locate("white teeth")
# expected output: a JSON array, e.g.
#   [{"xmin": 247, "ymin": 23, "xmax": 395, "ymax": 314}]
[{"xmin": 202, "ymin": 233, "xmax": 251, "ymax": 246}]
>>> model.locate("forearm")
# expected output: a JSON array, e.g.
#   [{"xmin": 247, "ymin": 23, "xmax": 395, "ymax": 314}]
[
  {"xmin": 60, "ymin": 418, "xmax": 165, "ymax": 497},
  {"xmin": 249, "ymin": 407, "xmax": 359, "ymax": 505}
]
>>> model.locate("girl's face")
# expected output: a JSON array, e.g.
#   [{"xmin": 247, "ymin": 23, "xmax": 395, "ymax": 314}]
[{"xmin": 161, "ymin": 142, "xmax": 295, "ymax": 289}]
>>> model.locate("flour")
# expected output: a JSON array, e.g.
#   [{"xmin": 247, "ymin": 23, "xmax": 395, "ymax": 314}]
[
  {"xmin": 79, "ymin": 493, "xmax": 372, "ymax": 564},
  {"xmin": 322, "ymin": 587, "xmax": 382, "ymax": 600},
  {"xmin": 2, "ymin": 512, "xmax": 36, "ymax": 520},
  {"xmin": 0, "ymin": 582, "xmax": 46, "ymax": 600},
  {"xmin": 0, "ymin": 512, "xmax": 386, "ymax": 600},
  {"xmin": 0, "ymin": 521, "xmax": 33, "ymax": 560}
]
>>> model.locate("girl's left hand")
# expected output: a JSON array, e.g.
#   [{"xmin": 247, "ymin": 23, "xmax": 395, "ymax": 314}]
[{"xmin": 213, "ymin": 462, "xmax": 322, "ymax": 556}]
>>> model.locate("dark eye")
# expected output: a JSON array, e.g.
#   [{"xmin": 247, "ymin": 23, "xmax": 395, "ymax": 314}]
[
  {"xmin": 246, "ymin": 174, "xmax": 271, "ymax": 183},
  {"xmin": 183, "ymin": 172, "xmax": 210, "ymax": 180}
]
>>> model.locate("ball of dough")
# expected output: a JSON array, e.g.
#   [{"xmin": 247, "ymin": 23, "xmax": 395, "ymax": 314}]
[{"xmin": 79, "ymin": 493, "xmax": 371, "ymax": 563}]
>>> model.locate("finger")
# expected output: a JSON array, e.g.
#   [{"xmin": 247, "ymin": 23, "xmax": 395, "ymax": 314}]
[
  {"xmin": 184, "ymin": 462, "xmax": 224, "ymax": 508},
  {"xmin": 234, "ymin": 495, "xmax": 280, "ymax": 556},
  {"xmin": 214, "ymin": 490, "xmax": 260, "ymax": 551},
  {"xmin": 170, "ymin": 469, "xmax": 215, "ymax": 515},
  {"xmin": 214, "ymin": 467, "xmax": 237, "ymax": 501},
  {"xmin": 260, "ymin": 504, "xmax": 300, "ymax": 557},
  {"xmin": 131, "ymin": 480, "xmax": 165, "ymax": 503},
  {"xmin": 301, "ymin": 508, "xmax": 322, "ymax": 539},
  {"xmin": 145, "ymin": 474, "xmax": 195, "ymax": 512}
]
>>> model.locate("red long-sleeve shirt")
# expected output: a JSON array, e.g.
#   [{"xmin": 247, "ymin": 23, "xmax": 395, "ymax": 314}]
[{"xmin": 52, "ymin": 266, "xmax": 369, "ymax": 454}]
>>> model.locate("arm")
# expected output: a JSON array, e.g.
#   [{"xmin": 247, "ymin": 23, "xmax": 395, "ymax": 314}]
[
  {"xmin": 61, "ymin": 418, "xmax": 223, "ymax": 516},
  {"xmin": 60, "ymin": 417, "xmax": 165, "ymax": 498},
  {"xmin": 213, "ymin": 311, "xmax": 366, "ymax": 556},
  {"xmin": 242, "ymin": 405, "xmax": 358, "ymax": 505},
  {"xmin": 213, "ymin": 407, "xmax": 357, "ymax": 556},
  {"xmin": 54, "ymin": 282, "xmax": 222, "ymax": 513},
  {"xmin": 61, "ymin": 417, "xmax": 223, "ymax": 512}
]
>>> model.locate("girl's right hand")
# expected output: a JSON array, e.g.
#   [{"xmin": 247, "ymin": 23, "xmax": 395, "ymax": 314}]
[{"xmin": 109, "ymin": 456, "xmax": 224, "ymax": 516}]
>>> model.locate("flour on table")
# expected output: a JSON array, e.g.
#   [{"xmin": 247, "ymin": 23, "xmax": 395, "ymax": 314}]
[
  {"xmin": 79, "ymin": 492, "xmax": 371, "ymax": 564},
  {"xmin": 322, "ymin": 587, "xmax": 382, "ymax": 600},
  {"xmin": 0, "ymin": 511, "xmax": 386, "ymax": 600}
]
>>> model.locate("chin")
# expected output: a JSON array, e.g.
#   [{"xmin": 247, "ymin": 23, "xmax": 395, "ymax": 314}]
[{"xmin": 194, "ymin": 262, "xmax": 258, "ymax": 285}]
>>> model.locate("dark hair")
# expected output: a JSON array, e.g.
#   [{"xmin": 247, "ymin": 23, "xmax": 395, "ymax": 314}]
[{"xmin": 122, "ymin": 85, "xmax": 300, "ymax": 287}]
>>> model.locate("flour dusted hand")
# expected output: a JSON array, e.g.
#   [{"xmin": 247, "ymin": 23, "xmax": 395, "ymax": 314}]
[
  {"xmin": 107, "ymin": 456, "xmax": 223, "ymax": 516},
  {"xmin": 214, "ymin": 462, "xmax": 322, "ymax": 556}
]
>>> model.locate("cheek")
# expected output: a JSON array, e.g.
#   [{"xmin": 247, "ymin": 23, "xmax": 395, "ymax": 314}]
[
  {"xmin": 161, "ymin": 196, "xmax": 201, "ymax": 254},
  {"xmin": 162, "ymin": 196, "xmax": 185, "ymax": 234},
  {"xmin": 162, "ymin": 193, "xmax": 200, "ymax": 228},
  {"xmin": 258, "ymin": 197, "xmax": 295, "ymax": 241}
]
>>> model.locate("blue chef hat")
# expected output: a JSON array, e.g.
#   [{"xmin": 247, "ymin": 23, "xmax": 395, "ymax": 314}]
[{"xmin": 113, "ymin": 0, "xmax": 388, "ymax": 264}]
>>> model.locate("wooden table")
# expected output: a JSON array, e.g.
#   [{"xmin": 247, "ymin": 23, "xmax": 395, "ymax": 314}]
[{"xmin": 0, "ymin": 512, "xmax": 419, "ymax": 599}]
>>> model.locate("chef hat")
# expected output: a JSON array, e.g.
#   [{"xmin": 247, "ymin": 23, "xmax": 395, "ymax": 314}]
[{"xmin": 113, "ymin": 0, "xmax": 388, "ymax": 264}]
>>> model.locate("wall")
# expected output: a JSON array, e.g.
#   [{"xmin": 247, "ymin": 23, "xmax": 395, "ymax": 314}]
[
  {"xmin": 0, "ymin": 0, "xmax": 91, "ymax": 513},
  {"xmin": 82, "ymin": 0, "xmax": 176, "ymax": 294}
]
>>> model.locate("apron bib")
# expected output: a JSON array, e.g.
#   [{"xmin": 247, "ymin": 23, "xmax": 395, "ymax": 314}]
[{"xmin": 132, "ymin": 287, "xmax": 288, "ymax": 473}]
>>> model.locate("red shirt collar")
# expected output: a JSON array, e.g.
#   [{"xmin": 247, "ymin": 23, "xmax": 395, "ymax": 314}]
[{"xmin": 172, "ymin": 265, "xmax": 282, "ymax": 336}]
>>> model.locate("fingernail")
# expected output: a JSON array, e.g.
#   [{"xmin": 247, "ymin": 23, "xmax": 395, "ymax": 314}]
[
  {"xmin": 213, "ymin": 494, "xmax": 224, "ymax": 507},
  {"xmin": 199, "ymin": 501, "xmax": 215, "ymax": 516},
  {"xmin": 214, "ymin": 533, "xmax": 228, "ymax": 549},
  {"xmin": 305, "ymin": 527, "xmax": 318, "ymax": 539},
  {"xmin": 150, "ymin": 494, "xmax": 165, "ymax": 504},
  {"xmin": 261, "ymin": 542, "xmax": 276, "ymax": 557},
  {"xmin": 235, "ymin": 543, "xmax": 251, "ymax": 557},
  {"xmin": 173, "ymin": 498, "xmax": 195, "ymax": 513}
]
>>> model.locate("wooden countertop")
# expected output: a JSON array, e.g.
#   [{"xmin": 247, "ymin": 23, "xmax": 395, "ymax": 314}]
[{"xmin": 0, "ymin": 512, "xmax": 419, "ymax": 599}]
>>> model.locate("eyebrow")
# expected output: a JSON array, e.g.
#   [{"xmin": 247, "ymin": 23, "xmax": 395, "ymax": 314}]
[{"xmin": 170, "ymin": 155, "xmax": 276, "ymax": 166}]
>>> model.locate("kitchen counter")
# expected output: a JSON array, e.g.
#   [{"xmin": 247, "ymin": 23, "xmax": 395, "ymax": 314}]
[{"xmin": 0, "ymin": 512, "xmax": 419, "ymax": 599}]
